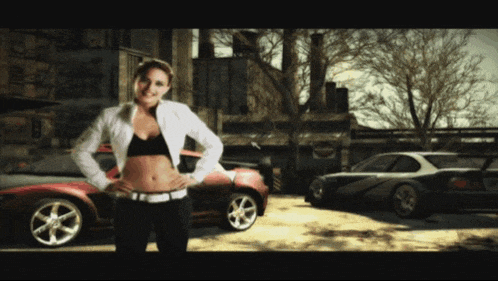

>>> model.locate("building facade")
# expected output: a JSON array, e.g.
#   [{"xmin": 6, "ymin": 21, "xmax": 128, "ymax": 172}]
[
  {"xmin": 192, "ymin": 35, "xmax": 354, "ymax": 186},
  {"xmin": 0, "ymin": 29, "xmax": 195, "ymax": 169}
]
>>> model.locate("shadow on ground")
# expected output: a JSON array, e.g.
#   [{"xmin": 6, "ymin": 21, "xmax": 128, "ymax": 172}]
[
  {"xmin": 295, "ymin": 199, "xmax": 498, "ymax": 231},
  {"xmin": 0, "ymin": 222, "xmax": 232, "ymax": 250},
  {"xmin": 296, "ymin": 200, "xmax": 498, "ymax": 251}
]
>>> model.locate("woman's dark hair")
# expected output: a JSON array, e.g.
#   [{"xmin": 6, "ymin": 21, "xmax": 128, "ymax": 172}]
[{"xmin": 133, "ymin": 59, "xmax": 174, "ymax": 88}]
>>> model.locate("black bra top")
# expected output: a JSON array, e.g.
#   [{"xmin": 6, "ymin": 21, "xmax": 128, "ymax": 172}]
[{"xmin": 127, "ymin": 132, "xmax": 171, "ymax": 158}]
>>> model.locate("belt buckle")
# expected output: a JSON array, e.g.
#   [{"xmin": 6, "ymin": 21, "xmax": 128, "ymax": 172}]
[
  {"xmin": 139, "ymin": 193, "xmax": 148, "ymax": 201},
  {"xmin": 148, "ymin": 193, "xmax": 169, "ymax": 203},
  {"xmin": 130, "ymin": 190, "xmax": 184, "ymax": 203}
]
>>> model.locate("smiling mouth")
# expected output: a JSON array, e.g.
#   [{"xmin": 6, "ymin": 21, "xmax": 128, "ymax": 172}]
[{"xmin": 142, "ymin": 92, "xmax": 157, "ymax": 97}]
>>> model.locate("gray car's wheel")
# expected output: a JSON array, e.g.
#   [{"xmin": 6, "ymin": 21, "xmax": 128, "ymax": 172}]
[
  {"xmin": 392, "ymin": 185, "xmax": 430, "ymax": 219},
  {"xmin": 26, "ymin": 198, "xmax": 83, "ymax": 247},
  {"xmin": 222, "ymin": 193, "xmax": 258, "ymax": 231},
  {"xmin": 308, "ymin": 178, "xmax": 328, "ymax": 207}
]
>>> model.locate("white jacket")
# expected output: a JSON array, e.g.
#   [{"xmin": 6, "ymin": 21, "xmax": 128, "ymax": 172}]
[{"xmin": 71, "ymin": 99, "xmax": 223, "ymax": 191}]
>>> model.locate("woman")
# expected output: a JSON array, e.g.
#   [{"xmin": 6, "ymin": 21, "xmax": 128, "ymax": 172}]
[{"xmin": 71, "ymin": 60, "xmax": 223, "ymax": 254}]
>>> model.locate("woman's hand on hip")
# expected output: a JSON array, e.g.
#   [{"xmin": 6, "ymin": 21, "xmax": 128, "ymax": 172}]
[
  {"xmin": 173, "ymin": 174, "xmax": 199, "ymax": 189},
  {"xmin": 105, "ymin": 179, "xmax": 133, "ymax": 195}
]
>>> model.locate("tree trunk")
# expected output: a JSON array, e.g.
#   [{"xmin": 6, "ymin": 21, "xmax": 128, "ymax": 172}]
[
  {"xmin": 284, "ymin": 124, "xmax": 300, "ymax": 193},
  {"xmin": 281, "ymin": 29, "xmax": 302, "ymax": 193}
]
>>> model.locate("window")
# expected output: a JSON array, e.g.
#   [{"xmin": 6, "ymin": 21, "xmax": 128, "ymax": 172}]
[
  {"xmin": 352, "ymin": 155, "xmax": 399, "ymax": 173},
  {"xmin": 178, "ymin": 155, "xmax": 200, "ymax": 173},
  {"xmin": 12, "ymin": 154, "xmax": 83, "ymax": 177},
  {"xmin": 93, "ymin": 153, "xmax": 117, "ymax": 173},
  {"xmin": 486, "ymin": 159, "xmax": 498, "ymax": 170},
  {"xmin": 11, "ymin": 152, "xmax": 116, "ymax": 177},
  {"xmin": 389, "ymin": 156, "xmax": 421, "ymax": 173},
  {"xmin": 177, "ymin": 154, "xmax": 225, "ymax": 173},
  {"xmin": 424, "ymin": 155, "xmax": 485, "ymax": 169}
]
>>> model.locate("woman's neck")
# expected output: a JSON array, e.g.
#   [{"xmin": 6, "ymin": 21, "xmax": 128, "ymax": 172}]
[{"xmin": 135, "ymin": 100, "xmax": 158, "ymax": 116}]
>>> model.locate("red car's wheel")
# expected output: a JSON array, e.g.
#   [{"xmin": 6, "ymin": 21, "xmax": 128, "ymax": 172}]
[
  {"xmin": 222, "ymin": 193, "xmax": 258, "ymax": 231},
  {"xmin": 26, "ymin": 198, "xmax": 83, "ymax": 247}
]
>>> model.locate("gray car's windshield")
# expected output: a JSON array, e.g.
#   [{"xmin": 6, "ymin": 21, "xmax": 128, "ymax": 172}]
[{"xmin": 351, "ymin": 155, "xmax": 399, "ymax": 173}]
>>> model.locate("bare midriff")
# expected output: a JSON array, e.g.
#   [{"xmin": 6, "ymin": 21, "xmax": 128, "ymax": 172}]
[{"xmin": 121, "ymin": 155, "xmax": 183, "ymax": 193}]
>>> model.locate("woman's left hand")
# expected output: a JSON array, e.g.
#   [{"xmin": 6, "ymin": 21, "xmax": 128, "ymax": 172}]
[
  {"xmin": 172, "ymin": 174, "xmax": 199, "ymax": 189},
  {"xmin": 105, "ymin": 178, "xmax": 134, "ymax": 196}
]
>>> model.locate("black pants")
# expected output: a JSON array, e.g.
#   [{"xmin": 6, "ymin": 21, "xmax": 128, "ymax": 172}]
[{"xmin": 113, "ymin": 196, "xmax": 192, "ymax": 254}]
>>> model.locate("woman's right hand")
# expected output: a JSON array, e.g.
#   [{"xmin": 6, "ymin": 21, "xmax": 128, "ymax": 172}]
[{"xmin": 105, "ymin": 179, "xmax": 134, "ymax": 196}]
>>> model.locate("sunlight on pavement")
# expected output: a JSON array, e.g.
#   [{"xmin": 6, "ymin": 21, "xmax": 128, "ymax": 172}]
[{"xmin": 3, "ymin": 196, "xmax": 498, "ymax": 252}]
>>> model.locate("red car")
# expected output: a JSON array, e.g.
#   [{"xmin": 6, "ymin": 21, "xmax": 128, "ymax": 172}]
[{"xmin": 0, "ymin": 145, "xmax": 269, "ymax": 248}]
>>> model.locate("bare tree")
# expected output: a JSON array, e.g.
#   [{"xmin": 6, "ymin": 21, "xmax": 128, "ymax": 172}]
[
  {"xmin": 355, "ymin": 29, "xmax": 498, "ymax": 150},
  {"xmin": 211, "ymin": 29, "xmax": 378, "ymax": 189},
  {"xmin": 212, "ymin": 29, "xmax": 378, "ymax": 112}
]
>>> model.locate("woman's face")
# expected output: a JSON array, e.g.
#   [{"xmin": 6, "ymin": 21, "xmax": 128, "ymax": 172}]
[{"xmin": 135, "ymin": 67, "xmax": 171, "ymax": 106}]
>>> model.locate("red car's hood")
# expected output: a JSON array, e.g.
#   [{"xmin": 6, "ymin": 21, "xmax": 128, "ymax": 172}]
[{"xmin": 0, "ymin": 174, "xmax": 97, "ymax": 193}]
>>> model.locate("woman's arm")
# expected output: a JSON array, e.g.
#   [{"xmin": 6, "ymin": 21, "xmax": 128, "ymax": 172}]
[
  {"xmin": 71, "ymin": 110, "xmax": 111, "ymax": 191},
  {"xmin": 183, "ymin": 106, "xmax": 224, "ymax": 183}
]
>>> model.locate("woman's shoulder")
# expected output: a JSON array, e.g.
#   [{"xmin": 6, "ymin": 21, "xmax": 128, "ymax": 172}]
[
  {"xmin": 100, "ymin": 103, "xmax": 133, "ymax": 119},
  {"xmin": 159, "ymin": 100, "xmax": 191, "ymax": 111}
]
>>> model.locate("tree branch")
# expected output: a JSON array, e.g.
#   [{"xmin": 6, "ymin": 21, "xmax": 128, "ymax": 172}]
[{"xmin": 406, "ymin": 74, "xmax": 421, "ymax": 129}]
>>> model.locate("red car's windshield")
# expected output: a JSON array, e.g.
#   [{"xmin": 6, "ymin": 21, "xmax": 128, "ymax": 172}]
[{"xmin": 10, "ymin": 153, "xmax": 116, "ymax": 177}]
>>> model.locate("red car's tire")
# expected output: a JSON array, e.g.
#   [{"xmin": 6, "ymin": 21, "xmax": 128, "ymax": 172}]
[
  {"xmin": 24, "ymin": 198, "xmax": 84, "ymax": 247},
  {"xmin": 221, "ymin": 193, "xmax": 258, "ymax": 231}
]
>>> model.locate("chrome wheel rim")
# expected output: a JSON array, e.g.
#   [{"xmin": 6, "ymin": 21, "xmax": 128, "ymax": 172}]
[
  {"xmin": 30, "ymin": 200, "xmax": 82, "ymax": 247},
  {"xmin": 393, "ymin": 185, "xmax": 418, "ymax": 216},
  {"xmin": 227, "ymin": 195, "xmax": 257, "ymax": 231}
]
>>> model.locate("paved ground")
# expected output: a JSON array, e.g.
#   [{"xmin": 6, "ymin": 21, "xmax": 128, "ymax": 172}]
[
  {"xmin": 2, "ymin": 194, "xmax": 498, "ymax": 252},
  {"xmin": 188, "ymin": 195, "xmax": 498, "ymax": 252}
]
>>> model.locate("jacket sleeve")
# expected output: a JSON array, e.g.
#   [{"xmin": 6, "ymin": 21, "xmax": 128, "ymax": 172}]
[
  {"xmin": 71, "ymin": 110, "xmax": 111, "ymax": 191},
  {"xmin": 183, "ymin": 106, "xmax": 224, "ymax": 182}
]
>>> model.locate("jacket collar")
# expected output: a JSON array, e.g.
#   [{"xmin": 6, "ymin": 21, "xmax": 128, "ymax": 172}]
[{"xmin": 127, "ymin": 98, "xmax": 167, "ymax": 124}]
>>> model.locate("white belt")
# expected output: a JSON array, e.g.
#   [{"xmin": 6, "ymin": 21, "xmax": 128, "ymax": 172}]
[{"xmin": 126, "ymin": 188, "xmax": 188, "ymax": 203}]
